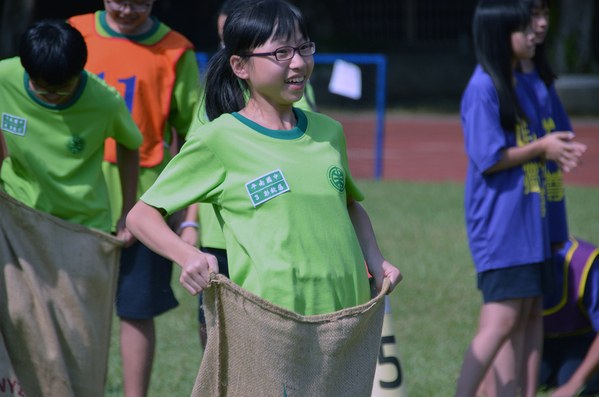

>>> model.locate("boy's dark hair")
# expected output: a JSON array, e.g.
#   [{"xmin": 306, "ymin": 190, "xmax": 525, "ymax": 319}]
[
  {"xmin": 203, "ymin": 0, "xmax": 309, "ymax": 121},
  {"xmin": 19, "ymin": 19, "xmax": 87, "ymax": 86},
  {"xmin": 473, "ymin": 0, "xmax": 531, "ymax": 130}
]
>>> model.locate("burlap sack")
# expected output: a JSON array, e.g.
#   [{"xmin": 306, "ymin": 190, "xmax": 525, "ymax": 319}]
[
  {"xmin": 0, "ymin": 191, "xmax": 122, "ymax": 397},
  {"xmin": 192, "ymin": 272, "xmax": 390, "ymax": 397}
]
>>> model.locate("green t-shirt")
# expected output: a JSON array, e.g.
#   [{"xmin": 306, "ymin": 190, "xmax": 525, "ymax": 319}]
[
  {"xmin": 142, "ymin": 109, "xmax": 370, "ymax": 315},
  {"xmin": 189, "ymin": 82, "xmax": 318, "ymax": 250},
  {"xmin": 0, "ymin": 57, "xmax": 142, "ymax": 233}
]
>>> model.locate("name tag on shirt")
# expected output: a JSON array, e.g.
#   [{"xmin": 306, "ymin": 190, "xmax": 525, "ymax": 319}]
[{"xmin": 245, "ymin": 169, "xmax": 290, "ymax": 207}]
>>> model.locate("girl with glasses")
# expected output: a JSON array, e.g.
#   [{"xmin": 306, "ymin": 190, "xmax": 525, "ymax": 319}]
[{"xmin": 127, "ymin": 0, "xmax": 401, "ymax": 327}]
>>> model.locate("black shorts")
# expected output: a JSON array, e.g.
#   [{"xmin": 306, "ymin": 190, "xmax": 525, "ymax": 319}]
[
  {"xmin": 198, "ymin": 247, "xmax": 229, "ymax": 324},
  {"xmin": 478, "ymin": 259, "xmax": 554, "ymax": 303},
  {"xmin": 115, "ymin": 240, "xmax": 179, "ymax": 319}
]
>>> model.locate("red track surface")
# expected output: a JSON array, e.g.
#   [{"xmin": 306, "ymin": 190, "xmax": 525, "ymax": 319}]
[{"xmin": 332, "ymin": 112, "xmax": 599, "ymax": 186}]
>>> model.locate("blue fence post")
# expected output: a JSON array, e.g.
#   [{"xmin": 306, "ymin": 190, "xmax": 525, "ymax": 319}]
[
  {"xmin": 374, "ymin": 55, "xmax": 387, "ymax": 180},
  {"xmin": 195, "ymin": 52, "xmax": 211, "ymax": 74}
]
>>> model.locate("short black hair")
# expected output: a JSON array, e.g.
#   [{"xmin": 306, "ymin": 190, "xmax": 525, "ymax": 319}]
[{"xmin": 19, "ymin": 19, "xmax": 87, "ymax": 86}]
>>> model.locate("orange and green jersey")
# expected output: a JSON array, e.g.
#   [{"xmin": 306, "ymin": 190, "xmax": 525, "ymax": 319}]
[
  {"xmin": 69, "ymin": 11, "xmax": 199, "ymax": 168},
  {"xmin": 69, "ymin": 11, "xmax": 200, "ymax": 229}
]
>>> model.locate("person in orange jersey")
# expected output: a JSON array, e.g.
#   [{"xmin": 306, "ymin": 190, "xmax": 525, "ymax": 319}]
[{"xmin": 69, "ymin": 2, "xmax": 200, "ymax": 396}]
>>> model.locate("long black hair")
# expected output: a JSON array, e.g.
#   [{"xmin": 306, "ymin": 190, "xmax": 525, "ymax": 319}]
[
  {"xmin": 19, "ymin": 19, "xmax": 87, "ymax": 86},
  {"xmin": 202, "ymin": 0, "xmax": 309, "ymax": 121},
  {"xmin": 521, "ymin": 0, "xmax": 556, "ymax": 86},
  {"xmin": 473, "ymin": 0, "xmax": 531, "ymax": 130}
]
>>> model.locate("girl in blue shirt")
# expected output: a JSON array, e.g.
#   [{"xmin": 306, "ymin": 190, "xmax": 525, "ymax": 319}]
[{"xmin": 455, "ymin": 1, "xmax": 586, "ymax": 396}]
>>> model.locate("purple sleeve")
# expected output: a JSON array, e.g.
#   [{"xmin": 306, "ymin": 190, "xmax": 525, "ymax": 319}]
[{"xmin": 461, "ymin": 81, "xmax": 506, "ymax": 174}]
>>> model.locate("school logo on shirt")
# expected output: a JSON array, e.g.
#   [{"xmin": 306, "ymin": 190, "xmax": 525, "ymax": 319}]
[
  {"xmin": 327, "ymin": 165, "xmax": 345, "ymax": 193},
  {"xmin": 66, "ymin": 136, "xmax": 85, "ymax": 154},
  {"xmin": 2, "ymin": 113, "xmax": 27, "ymax": 136},
  {"xmin": 246, "ymin": 169, "xmax": 290, "ymax": 207}
]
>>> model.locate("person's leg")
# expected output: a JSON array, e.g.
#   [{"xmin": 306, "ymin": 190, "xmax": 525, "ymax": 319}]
[
  {"xmin": 120, "ymin": 317, "xmax": 155, "ymax": 397},
  {"xmin": 480, "ymin": 297, "xmax": 536, "ymax": 396},
  {"xmin": 115, "ymin": 242, "xmax": 178, "ymax": 397},
  {"xmin": 455, "ymin": 299, "xmax": 524, "ymax": 397},
  {"xmin": 520, "ymin": 296, "xmax": 544, "ymax": 397}
]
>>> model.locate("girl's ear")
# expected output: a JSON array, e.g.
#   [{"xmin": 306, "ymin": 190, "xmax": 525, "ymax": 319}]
[{"xmin": 230, "ymin": 55, "xmax": 249, "ymax": 80}]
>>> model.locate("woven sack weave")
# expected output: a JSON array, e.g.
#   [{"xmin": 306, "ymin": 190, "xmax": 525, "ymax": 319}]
[
  {"xmin": 0, "ymin": 191, "xmax": 122, "ymax": 397},
  {"xmin": 191, "ymin": 272, "xmax": 389, "ymax": 397}
]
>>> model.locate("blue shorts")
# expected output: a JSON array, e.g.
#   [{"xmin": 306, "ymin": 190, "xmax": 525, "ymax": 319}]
[
  {"xmin": 198, "ymin": 247, "xmax": 229, "ymax": 324},
  {"xmin": 477, "ymin": 259, "xmax": 554, "ymax": 303},
  {"xmin": 115, "ymin": 240, "xmax": 179, "ymax": 319},
  {"xmin": 540, "ymin": 333, "xmax": 599, "ymax": 395}
]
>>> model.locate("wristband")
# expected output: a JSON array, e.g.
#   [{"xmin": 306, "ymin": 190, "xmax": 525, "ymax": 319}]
[{"xmin": 179, "ymin": 221, "xmax": 199, "ymax": 230}]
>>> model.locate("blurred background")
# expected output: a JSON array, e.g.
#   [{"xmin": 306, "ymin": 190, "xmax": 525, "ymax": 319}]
[{"xmin": 1, "ymin": 0, "xmax": 597, "ymax": 114}]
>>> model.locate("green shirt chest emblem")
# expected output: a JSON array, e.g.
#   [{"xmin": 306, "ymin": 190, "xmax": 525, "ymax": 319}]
[
  {"xmin": 2, "ymin": 113, "xmax": 27, "ymax": 136},
  {"xmin": 246, "ymin": 169, "xmax": 290, "ymax": 207},
  {"xmin": 67, "ymin": 136, "xmax": 85, "ymax": 154},
  {"xmin": 327, "ymin": 165, "xmax": 345, "ymax": 193}
]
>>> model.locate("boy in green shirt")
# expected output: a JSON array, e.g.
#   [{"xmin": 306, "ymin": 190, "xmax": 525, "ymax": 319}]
[{"xmin": 0, "ymin": 20, "xmax": 141, "ymax": 235}]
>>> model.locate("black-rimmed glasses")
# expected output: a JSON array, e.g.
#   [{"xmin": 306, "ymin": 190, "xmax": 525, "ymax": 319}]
[
  {"xmin": 106, "ymin": 0, "xmax": 152, "ymax": 13},
  {"xmin": 241, "ymin": 42, "xmax": 316, "ymax": 61}
]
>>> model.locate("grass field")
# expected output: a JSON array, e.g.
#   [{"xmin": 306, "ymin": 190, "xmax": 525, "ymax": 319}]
[{"xmin": 104, "ymin": 180, "xmax": 599, "ymax": 397}]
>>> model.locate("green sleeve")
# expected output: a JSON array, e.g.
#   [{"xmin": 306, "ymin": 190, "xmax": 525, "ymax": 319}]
[
  {"xmin": 168, "ymin": 49, "xmax": 201, "ymax": 138},
  {"xmin": 141, "ymin": 133, "xmax": 226, "ymax": 214}
]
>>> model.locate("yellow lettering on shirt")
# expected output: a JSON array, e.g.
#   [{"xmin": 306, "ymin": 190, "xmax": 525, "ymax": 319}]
[
  {"xmin": 542, "ymin": 117, "xmax": 556, "ymax": 136},
  {"xmin": 546, "ymin": 168, "xmax": 564, "ymax": 202},
  {"xmin": 516, "ymin": 121, "xmax": 546, "ymax": 216}
]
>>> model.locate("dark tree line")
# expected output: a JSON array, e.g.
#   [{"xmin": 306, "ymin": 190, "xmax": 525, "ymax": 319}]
[{"xmin": 1, "ymin": 0, "xmax": 597, "ymax": 72}]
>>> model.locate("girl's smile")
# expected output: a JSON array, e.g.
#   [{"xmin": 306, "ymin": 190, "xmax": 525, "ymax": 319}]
[{"xmin": 234, "ymin": 32, "xmax": 315, "ymax": 113}]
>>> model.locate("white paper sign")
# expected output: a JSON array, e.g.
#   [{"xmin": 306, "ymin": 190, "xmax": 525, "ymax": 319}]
[{"xmin": 328, "ymin": 59, "xmax": 362, "ymax": 100}]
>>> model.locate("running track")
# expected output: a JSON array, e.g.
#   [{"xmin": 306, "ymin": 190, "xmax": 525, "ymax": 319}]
[{"xmin": 332, "ymin": 112, "xmax": 599, "ymax": 186}]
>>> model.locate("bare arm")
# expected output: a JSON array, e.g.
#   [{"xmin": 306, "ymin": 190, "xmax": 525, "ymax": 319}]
[
  {"xmin": 346, "ymin": 196, "xmax": 402, "ymax": 294},
  {"xmin": 116, "ymin": 143, "xmax": 139, "ymax": 247},
  {"xmin": 551, "ymin": 334, "xmax": 599, "ymax": 397},
  {"xmin": 484, "ymin": 132, "xmax": 586, "ymax": 175},
  {"xmin": 167, "ymin": 127, "xmax": 198, "ymax": 244},
  {"xmin": 179, "ymin": 202, "xmax": 199, "ymax": 246},
  {"xmin": 127, "ymin": 200, "xmax": 218, "ymax": 295}
]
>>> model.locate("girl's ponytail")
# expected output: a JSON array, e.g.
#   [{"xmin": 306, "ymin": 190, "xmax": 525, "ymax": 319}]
[{"xmin": 201, "ymin": 49, "xmax": 246, "ymax": 121}]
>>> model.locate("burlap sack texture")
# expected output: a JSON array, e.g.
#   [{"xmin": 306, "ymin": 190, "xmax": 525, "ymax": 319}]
[
  {"xmin": 0, "ymin": 191, "xmax": 122, "ymax": 397},
  {"xmin": 192, "ymin": 272, "xmax": 390, "ymax": 397}
]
